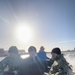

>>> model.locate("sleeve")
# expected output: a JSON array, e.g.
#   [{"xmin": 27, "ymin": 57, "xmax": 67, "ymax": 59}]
[{"xmin": 58, "ymin": 60, "xmax": 68, "ymax": 75}]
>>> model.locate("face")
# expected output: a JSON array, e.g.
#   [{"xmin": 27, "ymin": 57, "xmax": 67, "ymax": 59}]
[
  {"xmin": 9, "ymin": 53, "xmax": 16, "ymax": 58},
  {"xmin": 29, "ymin": 51, "xmax": 36, "ymax": 57},
  {"xmin": 40, "ymin": 47, "xmax": 44, "ymax": 51},
  {"xmin": 51, "ymin": 53, "xmax": 58, "ymax": 59}
]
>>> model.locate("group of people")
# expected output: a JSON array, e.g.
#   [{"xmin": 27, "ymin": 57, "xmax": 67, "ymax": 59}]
[{"xmin": 0, "ymin": 46, "xmax": 73, "ymax": 75}]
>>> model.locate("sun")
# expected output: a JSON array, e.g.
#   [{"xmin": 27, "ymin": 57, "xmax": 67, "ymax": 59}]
[{"xmin": 15, "ymin": 25, "xmax": 33, "ymax": 43}]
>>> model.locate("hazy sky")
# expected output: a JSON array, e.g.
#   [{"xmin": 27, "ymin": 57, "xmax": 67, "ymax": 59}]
[{"xmin": 0, "ymin": 0, "xmax": 75, "ymax": 52}]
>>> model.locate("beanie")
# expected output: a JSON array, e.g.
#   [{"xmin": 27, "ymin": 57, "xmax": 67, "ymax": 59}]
[{"xmin": 51, "ymin": 47, "xmax": 61, "ymax": 55}]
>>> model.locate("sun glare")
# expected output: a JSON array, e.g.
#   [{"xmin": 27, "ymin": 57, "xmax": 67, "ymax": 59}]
[{"xmin": 15, "ymin": 25, "xmax": 33, "ymax": 43}]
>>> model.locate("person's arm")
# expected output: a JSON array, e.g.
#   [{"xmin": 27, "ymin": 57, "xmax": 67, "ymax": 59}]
[
  {"xmin": 48, "ymin": 59, "xmax": 54, "ymax": 68},
  {"xmin": 58, "ymin": 60, "xmax": 68, "ymax": 75}
]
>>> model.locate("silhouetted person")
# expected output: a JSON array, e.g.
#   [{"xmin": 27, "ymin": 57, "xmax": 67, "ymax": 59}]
[
  {"xmin": 20, "ymin": 46, "xmax": 45, "ymax": 75},
  {"xmin": 37, "ymin": 46, "xmax": 49, "ymax": 72},
  {"xmin": 0, "ymin": 46, "xmax": 22, "ymax": 75}
]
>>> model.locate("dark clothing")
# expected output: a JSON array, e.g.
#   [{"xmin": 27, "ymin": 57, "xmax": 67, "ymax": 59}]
[
  {"xmin": 51, "ymin": 48, "xmax": 61, "ymax": 55},
  {"xmin": 3, "ymin": 71, "xmax": 15, "ymax": 75},
  {"xmin": 37, "ymin": 51, "xmax": 54, "ymax": 73},
  {"xmin": 47, "ymin": 59, "xmax": 54, "ymax": 67},
  {"xmin": 0, "ymin": 55, "xmax": 22, "ymax": 75},
  {"xmin": 37, "ymin": 51, "xmax": 49, "ymax": 72},
  {"xmin": 19, "ymin": 56, "xmax": 45, "ymax": 75}
]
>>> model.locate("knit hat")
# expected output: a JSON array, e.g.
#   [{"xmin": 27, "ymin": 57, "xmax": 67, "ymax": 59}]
[{"xmin": 51, "ymin": 47, "xmax": 61, "ymax": 55}]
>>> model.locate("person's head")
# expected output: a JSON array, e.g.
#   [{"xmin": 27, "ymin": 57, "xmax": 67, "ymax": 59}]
[
  {"xmin": 51, "ymin": 47, "xmax": 61, "ymax": 59},
  {"xmin": 28, "ymin": 46, "xmax": 37, "ymax": 57},
  {"xmin": 8, "ymin": 46, "xmax": 19, "ymax": 57},
  {"xmin": 40, "ymin": 46, "xmax": 45, "ymax": 52}
]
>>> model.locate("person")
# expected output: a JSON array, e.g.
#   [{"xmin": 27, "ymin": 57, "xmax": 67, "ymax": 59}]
[
  {"xmin": 37, "ymin": 46, "xmax": 53, "ymax": 73},
  {"xmin": 37, "ymin": 46, "xmax": 48, "ymax": 61},
  {"xmin": 49, "ymin": 47, "xmax": 72, "ymax": 75},
  {"xmin": 0, "ymin": 46, "xmax": 22, "ymax": 75},
  {"xmin": 19, "ymin": 46, "xmax": 45, "ymax": 75}
]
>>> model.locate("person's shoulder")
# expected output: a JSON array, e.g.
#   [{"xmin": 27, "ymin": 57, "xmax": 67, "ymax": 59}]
[
  {"xmin": 44, "ymin": 51, "xmax": 46, "ymax": 54},
  {"xmin": 0, "ymin": 57, "xmax": 9, "ymax": 64},
  {"xmin": 37, "ymin": 52, "xmax": 42, "ymax": 56},
  {"xmin": 60, "ymin": 56, "xmax": 67, "ymax": 63},
  {"xmin": 38, "ymin": 51, "xmax": 42, "ymax": 53},
  {"xmin": 3, "ymin": 56, "xmax": 10, "ymax": 61},
  {"xmin": 57, "ymin": 56, "xmax": 67, "ymax": 66}
]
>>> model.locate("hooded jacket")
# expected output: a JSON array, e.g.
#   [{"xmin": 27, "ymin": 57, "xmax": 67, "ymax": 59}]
[{"xmin": 49, "ymin": 54, "xmax": 72, "ymax": 75}]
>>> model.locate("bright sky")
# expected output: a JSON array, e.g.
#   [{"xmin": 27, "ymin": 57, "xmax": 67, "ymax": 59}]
[{"xmin": 0, "ymin": 0, "xmax": 75, "ymax": 52}]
